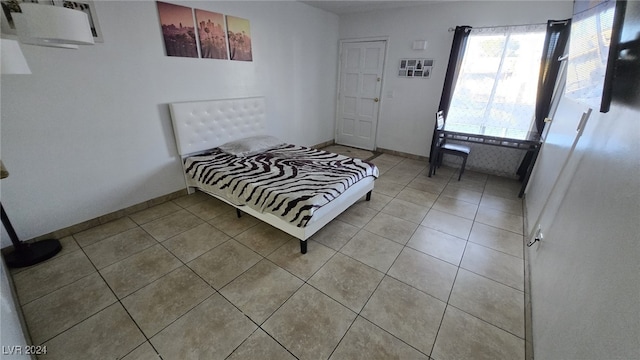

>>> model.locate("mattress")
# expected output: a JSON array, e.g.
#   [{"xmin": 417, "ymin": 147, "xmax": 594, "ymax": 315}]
[{"xmin": 184, "ymin": 144, "xmax": 379, "ymax": 227}]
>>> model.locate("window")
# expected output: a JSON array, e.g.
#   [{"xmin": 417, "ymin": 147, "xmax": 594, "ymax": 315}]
[{"xmin": 447, "ymin": 25, "xmax": 547, "ymax": 139}]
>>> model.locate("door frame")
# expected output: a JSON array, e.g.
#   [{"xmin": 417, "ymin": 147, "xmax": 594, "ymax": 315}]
[{"xmin": 334, "ymin": 36, "xmax": 389, "ymax": 150}]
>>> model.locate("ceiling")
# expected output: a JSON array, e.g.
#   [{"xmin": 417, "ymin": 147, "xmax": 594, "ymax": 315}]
[{"xmin": 298, "ymin": 1, "xmax": 443, "ymax": 15}]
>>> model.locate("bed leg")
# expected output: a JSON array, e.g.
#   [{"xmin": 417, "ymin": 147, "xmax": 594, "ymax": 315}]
[
  {"xmin": 300, "ymin": 240, "xmax": 307, "ymax": 254},
  {"xmin": 366, "ymin": 190, "xmax": 372, "ymax": 201},
  {"xmin": 236, "ymin": 208, "xmax": 242, "ymax": 218}
]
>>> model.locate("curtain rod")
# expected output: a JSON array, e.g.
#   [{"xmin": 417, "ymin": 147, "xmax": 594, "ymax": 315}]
[{"xmin": 447, "ymin": 20, "xmax": 569, "ymax": 32}]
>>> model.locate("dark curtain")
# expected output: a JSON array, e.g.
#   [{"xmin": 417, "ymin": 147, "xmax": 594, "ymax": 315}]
[
  {"xmin": 517, "ymin": 19, "xmax": 571, "ymax": 179},
  {"xmin": 430, "ymin": 25, "xmax": 472, "ymax": 162}
]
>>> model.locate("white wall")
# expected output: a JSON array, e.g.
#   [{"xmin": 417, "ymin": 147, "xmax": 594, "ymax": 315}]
[
  {"xmin": 526, "ymin": 99, "xmax": 640, "ymax": 359},
  {"xmin": 525, "ymin": 0, "xmax": 640, "ymax": 356},
  {"xmin": 0, "ymin": 1, "xmax": 339, "ymax": 244},
  {"xmin": 338, "ymin": 1, "xmax": 572, "ymax": 174}
]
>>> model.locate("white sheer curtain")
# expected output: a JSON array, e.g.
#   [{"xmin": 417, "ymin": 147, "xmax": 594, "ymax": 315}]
[{"xmin": 446, "ymin": 24, "xmax": 547, "ymax": 139}]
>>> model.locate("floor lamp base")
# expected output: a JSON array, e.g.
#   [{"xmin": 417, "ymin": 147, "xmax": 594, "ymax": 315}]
[{"xmin": 4, "ymin": 239, "xmax": 62, "ymax": 268}]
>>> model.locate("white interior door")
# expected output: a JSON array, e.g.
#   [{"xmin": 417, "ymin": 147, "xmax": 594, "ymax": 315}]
[{"xmin": 336, "ymin": 41, "xmax": 386, "ymax": 150}]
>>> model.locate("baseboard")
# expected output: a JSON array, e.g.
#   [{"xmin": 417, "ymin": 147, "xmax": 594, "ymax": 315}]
[
  {"xmin": 8, "ymin": 189, "xmax": 188, "ymax": 247},
  {"xmin": 375, "ymin": 147, "xmax": 429, "ymax": 162},
  {"xmin": 311, "ymin": 139, "xmax": 335, "ymax": 149}
]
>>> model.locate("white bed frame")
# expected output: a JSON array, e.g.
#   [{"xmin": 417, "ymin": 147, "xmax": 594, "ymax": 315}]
[{"xmin": 169, "ymin": 96, "xmax": 374, "ymax": 253}]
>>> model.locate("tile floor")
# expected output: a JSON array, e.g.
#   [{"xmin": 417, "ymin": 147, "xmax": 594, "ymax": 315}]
[{"xmin": 8, "ymin": 152, "xmax": 526, "ymax": 360}]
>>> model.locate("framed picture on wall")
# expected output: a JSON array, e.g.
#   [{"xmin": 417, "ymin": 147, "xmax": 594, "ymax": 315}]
[
  {"xmin": 398, "ymin": 58, "xmax": 433, "ymax": 78},
  {"xmin": 59, "ymin": 0, "xmax": 103, "ymax": 42},
  {"xmin": 156, "ymin": 1, "xmax": 198, "ymax": 58},
  {"xmin": 226, "ymin": 15, "xmax": 252, "ymax": 61},
  {"xmin": 1, "ymin": 0, "xmax": 41, "ymax": 35},
  {"xmin": 195, "ymin": 9, "xmax": 228, "ymax": 60}
]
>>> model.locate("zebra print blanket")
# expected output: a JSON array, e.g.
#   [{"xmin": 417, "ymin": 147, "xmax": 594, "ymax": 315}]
[{"xmin": 184, "ymin": 144, "xmax": 379, "ymax": 227}]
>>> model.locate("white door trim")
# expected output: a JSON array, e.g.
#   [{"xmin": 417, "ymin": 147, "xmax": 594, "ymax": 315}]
[{"xmin": 335, "ymin": 36, "xmax": 389, "ymax": 150}]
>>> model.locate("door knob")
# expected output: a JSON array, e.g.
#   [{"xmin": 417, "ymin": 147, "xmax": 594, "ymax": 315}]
[{"xmin": 374, "ymin": 98, "xmax": 379, "ymax": 102}]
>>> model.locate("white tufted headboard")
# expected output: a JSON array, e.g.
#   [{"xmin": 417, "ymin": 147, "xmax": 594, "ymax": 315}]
[{"xmin": 169, "ymin": 96, "xmax": 266, "ymax": 156}]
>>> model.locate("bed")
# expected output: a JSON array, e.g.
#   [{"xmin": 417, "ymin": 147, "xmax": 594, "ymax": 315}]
[{"xmin": 169, "ymin": 96, "xmax": 378, "ymax": 254}]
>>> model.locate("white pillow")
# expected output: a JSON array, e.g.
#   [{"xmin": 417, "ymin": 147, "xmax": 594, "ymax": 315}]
[{"xmin": 218, "ymin": 135, "xmax": 285, "ymax": 156}]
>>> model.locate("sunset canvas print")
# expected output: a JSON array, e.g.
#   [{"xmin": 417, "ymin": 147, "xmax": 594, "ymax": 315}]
[
  {"xmin": 226, "ymin": 15, "xmax": 253, "ymax": 61},
  {"xmin": 195, "ymin": 9, "xmax": 228, "ymax": 60},
  {"xmin": 157, "ymin": 1, "xmax": 198, "ymax": 58}
]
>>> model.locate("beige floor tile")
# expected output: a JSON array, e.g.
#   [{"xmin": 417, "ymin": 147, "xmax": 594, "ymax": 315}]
[
  {"xmin": 407, "ymin": 225, "xmax": 467, "ymax": 265},
  {"xmin": 234, "ymin": 222, "xmax": 292, "ymax": 256},
  {"xmin": 141, "ymin": 209, "xmax": 204, "ymax": 241},
  {"xmin": 308, "ymin": 253, "xmax": 384, "ymax": 313},
  {"xmin": 340, "ymin": 230, "xmax": 404, "ymax": 273},
  {"xmin": 432, "ymin": 306, "xmax": 524, "ymax": 360},
  {"xmin": 395, "ymin": 158, "xmax": 427, "ymax": 171},
  {"xmin": 476, "ymin": 207, "xmax": 524, "ymax": 234},
  {"xmin": 100, "ymin": 244, "xmax": 182, "ymax": 298},
  {"xmin": 381, "ymin": 198, "xmax": 430, "ymax": 224},
  {"xmin": 461, "ymin": 242, "xmax": 524, "ymax": 291},
  {"xmin": 361, "ymin": 276, "xmax": 446, "ymax": 354},
  {"xmin": 121, "ymin": 266, "xmax": 214, "ymax": 337},
  {"xmin": 395, "ymin": 187, "xmax": 439, "ymax": 208},
  {"xmin": 421, "ymin": 209, "xmax": 473, "ymax": 240},
  {"xmin": 446, "ymin": 176, "xmax": 487, "ymax": 194},
  {"xmin": 337, "ymin": 202, "xmax": 379, "ymax": 228},
  {"xmin": 407, "ymin": 175, "xmax": 448, "ymax": 195},
  {"xmin": 449, "ymin": 269, "xmax": 525, "ymax": 338},
  {"xmin": 227, "ymin": 329, "xmax": 296, "ymax": 360},
  {"xmin": 262, "ymin": 284, "xmax": 356, "ymax": 360},
  {"xmin": 121, "ymin": 342, "xmax": 161, "ymax": 360},
  {"xmin": 469, "ymin": 222, "xmax": 523, "ymax": 258},
  {"xmin": 267, "ymin": 239, "xmax": 335, "ymax": 280},
  {"xmin": 22, "ymin": 273, "xmax": 116, "ymax": 344},
  {"xmin": 209, "ymin": 211, "xmax": 260, "ymax": 237},
  {"xmin": 379, "ymin": 170, "xmax": 417, "ymax": 186},
  {"xmin": 162, "ymin": 223, "xmax": 230, "ymax": 263},
  {"xmin": 172, "ymin": 191, "xmax": 211, "ymax": 208},
  {"xmin": 425, "ymin": 165, "xmax": 456, "ymax": 178},
  {"xmin": 480, "ymin": 193, "xmax": 523, "ymax": 216},
  {"xmin": 129, "ymin": 201, "xmax": 182, "ymax": 225},
  {"xmin": 375, "ymin": 153, "xmax": 406, "ymax": 164},
  {"xmin": 13, "ymin": 250, "xmax": 95, "ymax": 305},
  {"xmin": 484, "ymin": 179, "xmax": 522, "ymax": 200},
  {"xmin": 41, "ymin": 303, "xmax": 145, "ymax": 360},
  {"xmin": 371, "ymin": 178, "xmax": 405, "ymax": 197},
  {"xmin": 185, "ymin": 197, "xmax": 235, "ymax": 221},
  {"xmin": 73, "ymin": 217, "xmax": 138, "ymax": 247},
  {"xmin": 440, "ymin": 184, "xmax": 483, "ymax": 204},
  {"xmin": 388, "ymin": 160, "xmax": 424, "ymax": 174},
  {"xmin": 432, "ymin": 195, "xmax": 479, "ymax": 220},
  {"xmin": 188, "ymin": 239, "xmax": 262, "ymax": 289},
  {"xmin": 83, "ymin": 227, "xmax": 157, "ymax": 269},
  {"xmin": 370, "ymin": 159, "xmax": 396, "ymax": 175},
  {"xmin": 150, "ymin": 294, "xmax": 257, "ymax": 360},
  {"xmin": 387, "ymin": 247, "xmax": 458, "ymax": 302},
  {"xmin": 310, "ymin": 219, "xmax": 359, "ymax": 250},
  {"xmin": 364, "ymin": 212, "xmax": 419, "ymax": 245},
  {"xmin": 220, "ymin": 259, "xmax": 303, "ymax": 324},
  {"xmin": 360, "ymin": 191, "xmax": 393, "ymax": 211},
  {"xmin": 330, "ymin": 316, "xmax": 429, "ymax": 360}
]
